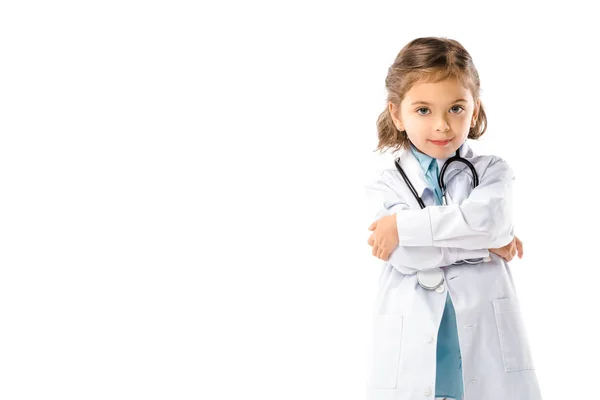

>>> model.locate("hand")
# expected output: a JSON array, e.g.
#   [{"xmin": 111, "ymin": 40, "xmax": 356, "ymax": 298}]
[
  {"xmin": 367, "ymin": 214, "xmax": 399, "ymax": 261},
  {"xmin": 489, "ymin": 236, "xmax": 523, "ymax": 262}
]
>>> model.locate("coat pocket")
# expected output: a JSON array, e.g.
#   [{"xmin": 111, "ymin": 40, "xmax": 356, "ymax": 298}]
[
  {"xmin": 492, "ymin": 297, "xmax": 535, "ymax": 372},
  {"xmin": 367, "ymin": 313, "xmax": 404, "ymax": 388}
]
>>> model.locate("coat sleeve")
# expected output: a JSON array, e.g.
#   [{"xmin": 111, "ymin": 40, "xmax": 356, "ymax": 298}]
[
  {"xmin": 364, "ymin": 169, "xmax": 490, "ymax": 274},
  {"xmin": 394, "ymin": 156, "xmax": 515, "ymax": 250}
]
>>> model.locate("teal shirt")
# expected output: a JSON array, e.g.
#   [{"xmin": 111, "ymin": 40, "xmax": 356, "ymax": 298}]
[
  {"xmin": 409, "ymin": 143, "xmax": 445, "ymax": 205},
  {"xmin": 409, "ymin": 143, "xmax": 464, "ymax": 400}
]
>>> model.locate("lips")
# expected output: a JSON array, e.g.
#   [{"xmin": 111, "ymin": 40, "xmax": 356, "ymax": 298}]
[{"xmin": 430, "ymin": 139, "xmax": 452, "ymax": 146}]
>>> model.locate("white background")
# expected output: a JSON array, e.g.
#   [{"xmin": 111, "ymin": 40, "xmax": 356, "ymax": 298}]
[{"xmin": 0, "ymin": 1, "xmax": 597, "ymax": 399}]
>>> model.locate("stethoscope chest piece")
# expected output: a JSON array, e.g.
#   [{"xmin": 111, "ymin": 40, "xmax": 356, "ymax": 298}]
[{"xmin": 417, "ymin": 267, "xmax": 445, "ymax": 290}]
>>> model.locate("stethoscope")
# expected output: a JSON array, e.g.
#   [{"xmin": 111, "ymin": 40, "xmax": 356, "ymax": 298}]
[
  {"xmin": 394, "ymin": 146, "xmax": 488, "ymax": 292},
  {"xmin": 394, "ymin": 147, "xmax": 479, "ymax": 207}
]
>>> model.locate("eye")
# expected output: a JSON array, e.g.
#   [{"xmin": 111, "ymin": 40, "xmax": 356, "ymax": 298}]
[
  {"xmin": 416, "ymin": 108, "xmax": 430, "ymax": 115},
  {"xmin": 450, "ymin": 105, "xmax": 465, "ymax": 113}
]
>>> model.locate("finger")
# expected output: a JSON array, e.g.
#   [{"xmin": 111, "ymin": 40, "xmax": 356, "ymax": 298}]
[
  {"xmin": 372, "ymin": 245, "xmax": 378, "ymax": 257},
  {"xmin": 516, "ymin": 237, "xmax": 523, "ymax": 258},
  {"xmin": 377, "ymin": 247, "xmax": 388, "ymax": 261},
  {"xmin": 368, "ymin": 221, "xmax": 377, "ymax": 231},
  {"xmin": 382, "ymin": 251, "xmax": 390, "ymax": 261},
  {"xmin": 380, "ymin": 246, "xmax": 390, "ymax": 261},
  {"xmin": 509, "ymin": 247, "xmax": 516, "ymax": 260},
  {"xmin": 367, "ymin": 233, "xmax": 374, "ymax": 246}
]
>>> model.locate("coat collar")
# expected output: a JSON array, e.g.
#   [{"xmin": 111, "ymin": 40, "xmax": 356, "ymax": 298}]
[
  {"xmin": 392, "ymin": 140, "xmax": 475, "ymax": 197},
  {"xmin": 410, "ymin": 144, "xmax": 437, "ymax": 175}
]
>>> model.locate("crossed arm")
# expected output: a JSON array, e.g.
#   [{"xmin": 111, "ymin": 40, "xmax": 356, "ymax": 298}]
[
  {"xmin": 367, "ymin": 213, "xmax": 522, "ymax": 264},
  {"xmin": 364, "ymin": 157, "xmax": 522, "ymax": 274}
]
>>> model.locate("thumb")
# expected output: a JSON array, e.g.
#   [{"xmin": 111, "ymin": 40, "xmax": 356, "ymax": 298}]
[{"xmin": 368, "ymin": 221, "xmax": 377, "ymax": 231}]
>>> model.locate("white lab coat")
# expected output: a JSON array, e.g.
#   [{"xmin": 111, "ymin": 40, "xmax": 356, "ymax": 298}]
[{"xmin": 364, "ymin": 141, "xmax": 542, "ymax": 400}]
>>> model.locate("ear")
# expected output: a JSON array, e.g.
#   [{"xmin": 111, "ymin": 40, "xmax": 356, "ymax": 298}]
[
  {"xmin": 471, "ymin": 99, "xmax": 481, "ymax": 127},
  {"xmin": 388, "ymin": 102, "xmax": 403, "ymax": 131}
]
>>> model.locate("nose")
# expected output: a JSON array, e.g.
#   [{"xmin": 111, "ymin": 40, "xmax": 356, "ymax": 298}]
[{"xmin": 435, "ymin": 117, "xmax": 450, "ymax": 132}]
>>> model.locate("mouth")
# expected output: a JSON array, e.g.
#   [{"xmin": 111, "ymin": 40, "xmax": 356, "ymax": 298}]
[{"xmin": 429, "ymin": 139, "xmax": 453, "ymax": 146}]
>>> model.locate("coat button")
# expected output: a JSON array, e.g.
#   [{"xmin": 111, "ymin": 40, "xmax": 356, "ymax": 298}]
[
  {"xmin": 423, "ymin": 387, "xmax": 432, "ymax": 396},
  {"xmin": 425, "ymin": 335, "xmax": 434, "ymax": 343},
  {"xmin": 435, "ymin": 284, "xmax": 445, "ymax": 293}
]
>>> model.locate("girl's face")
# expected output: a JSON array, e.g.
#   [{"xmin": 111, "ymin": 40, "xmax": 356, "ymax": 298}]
[{"xmin": 389, "ymin": 77, "xmax": 480, "ymax": 159}]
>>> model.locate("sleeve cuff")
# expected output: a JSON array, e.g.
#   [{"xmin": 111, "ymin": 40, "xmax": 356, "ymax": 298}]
[
  {"xmin": 457, "ymin": 248, "xmax": 490, "ymax": 260},
  {"xmin": 396, "ymin": 208, "xmax": 433, "ymax": 246}
]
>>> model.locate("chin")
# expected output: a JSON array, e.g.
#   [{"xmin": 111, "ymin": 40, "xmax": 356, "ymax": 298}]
[
  {"xmin": 428, "ymin": 147, "xmax": 454, "ymax": 158},
  {"xmin": 427, "ymin": 142, "xmax": 459, "ymax": 158}
]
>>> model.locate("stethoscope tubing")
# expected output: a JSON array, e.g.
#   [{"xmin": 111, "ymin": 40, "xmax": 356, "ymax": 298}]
[
  {"xmin": 394, "ymin": 148, "xmax": 478, "ymax": 210},
  {"xmin": 438, "ymin": 151, "xmax": 479, "ymax": 200}
]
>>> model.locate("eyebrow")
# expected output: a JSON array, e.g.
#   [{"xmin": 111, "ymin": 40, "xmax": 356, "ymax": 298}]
[{"xmin": 411, "ymin": 98, "xmax": 469, "ymax": 106}]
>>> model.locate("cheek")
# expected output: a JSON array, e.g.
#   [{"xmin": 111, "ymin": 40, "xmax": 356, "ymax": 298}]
[
  {"xmin": 451, "ymin": 115, "xmax": 472, "ymax": 131},
  {"xmin": 404, "ymin": 118, "xmax": 429, "ymax": 133}
]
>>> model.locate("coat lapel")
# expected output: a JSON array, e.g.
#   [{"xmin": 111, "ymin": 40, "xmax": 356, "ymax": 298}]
[{"xmin": 393, "ymin": 147, "xmax": 429, "ymax": 198}]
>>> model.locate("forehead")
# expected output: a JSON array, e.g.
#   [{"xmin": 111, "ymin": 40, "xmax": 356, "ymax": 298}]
[{"xmin": 403, "ymin": 78, "xmax": 473, "ymax": 105}]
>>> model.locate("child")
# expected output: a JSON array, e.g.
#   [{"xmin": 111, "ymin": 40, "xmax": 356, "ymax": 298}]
[{"xmin": 364, "ymin": 37, "xmax": 542, "ymax": 400}]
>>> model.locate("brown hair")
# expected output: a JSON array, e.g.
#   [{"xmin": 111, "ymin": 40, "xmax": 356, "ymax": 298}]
[{"xmin": 375, "ymin": 37, "xmax": 488, "ymax": 154}]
